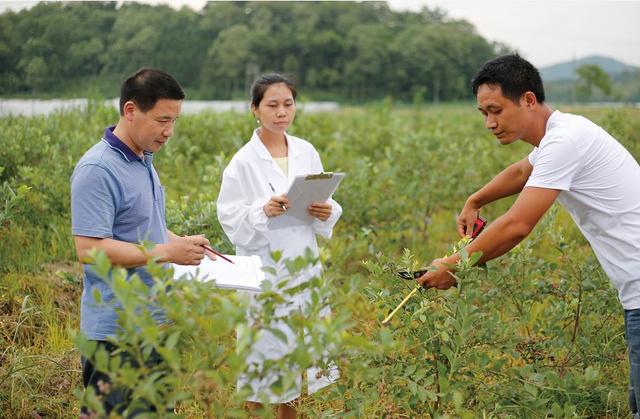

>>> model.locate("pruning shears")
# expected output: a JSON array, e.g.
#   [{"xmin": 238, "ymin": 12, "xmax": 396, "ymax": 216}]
[{"xmin": 381, "ymin": 216, "xmax": 487, "ymax": 325}]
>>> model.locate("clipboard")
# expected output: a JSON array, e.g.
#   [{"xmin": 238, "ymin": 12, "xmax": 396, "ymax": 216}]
[
  {"xmin": 272, "ymin": 172, "xmax": 345, "ymax": 227},
  {"xmin": 172, "ymin": 255, "xmax": 265, "ymax": 291}
]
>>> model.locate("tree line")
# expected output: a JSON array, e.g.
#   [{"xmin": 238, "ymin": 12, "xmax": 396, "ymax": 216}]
[{"xmin": 0, "ymin": 1, "xmax": 508, "ymax": 102}]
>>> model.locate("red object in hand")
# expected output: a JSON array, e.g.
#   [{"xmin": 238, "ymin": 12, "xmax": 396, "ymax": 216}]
[{"xmin": 467, "ymin": 216, "xmax": 487, "ymax": 239}]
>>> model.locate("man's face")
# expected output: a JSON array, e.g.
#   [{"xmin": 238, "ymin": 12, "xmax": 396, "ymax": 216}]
[
  {"xmin": 476, "ymin": 84, "xmax": 528, "ymax": 145},
  {"xmin": 130, "ymin": 99, "xmax": 182, "ymax": 154}
]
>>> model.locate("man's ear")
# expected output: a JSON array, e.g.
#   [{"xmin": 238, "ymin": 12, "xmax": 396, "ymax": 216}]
[
  {"xmin": 522, "ymin": 91, "xmax": 538, "ymax": 108},
  {"xmin": 122, "ymin": 100, "xmax": 136, "ymax": 121}
]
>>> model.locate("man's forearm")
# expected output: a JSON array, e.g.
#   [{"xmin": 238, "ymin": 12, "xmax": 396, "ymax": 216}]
[
  {"xmin": 423, "ymin": 186, "xmax": 558, "ymax": 290},
  {"xmin": 443, "ymin": 214, "xmax": 530, "ymax": 270},
  {"xmin": 468, "ymin": 158, "xmax": 532, "ymax": 209},
  {"xmin": 74, "ymin": 236, "xmax": 168, "ymax": 268},
  {"xmin": 465, "ymin": 214, "xmax": 531, "ymax": 264},
  {"xmin": 463, "ymin": 187, "xmax": 558, "ymax": 265}
]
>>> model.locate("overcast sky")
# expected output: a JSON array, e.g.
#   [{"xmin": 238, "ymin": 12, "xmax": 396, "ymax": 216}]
[
  {"xmin": 388, "ymin": 0, "xmax": 640, "ymax": 68},
  {"xmin": 2, "ymin": 0, "xmax": 639, "ymax": 68}
]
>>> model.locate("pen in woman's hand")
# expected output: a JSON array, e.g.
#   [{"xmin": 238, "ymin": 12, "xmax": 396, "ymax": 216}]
[{"xmin": 268, "ymin": 182, "xmax": 287, "ymax": 212}]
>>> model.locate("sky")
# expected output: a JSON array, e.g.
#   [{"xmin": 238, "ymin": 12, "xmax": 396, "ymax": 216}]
[
  {"xmin": 387, "ymin": 0, "xmax": 640, "ymax": 68},
  {"xmin": 1, "ymin": 0, "xmax": 639, "ymax": 68}
]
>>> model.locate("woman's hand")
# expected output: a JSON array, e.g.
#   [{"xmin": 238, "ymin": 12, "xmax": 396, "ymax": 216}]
[
  {"xmin": 308, "ymin": 201, "xmax": 332, "ymax": 221},
  {"xmin": 263, "ymin": 195, "xmax": 289, "ymax": 218}
]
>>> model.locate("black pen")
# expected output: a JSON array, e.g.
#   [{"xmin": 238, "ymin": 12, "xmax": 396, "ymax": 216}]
[{"xmin": 268, "ymin": 182, "xmax": 287, "ymax": 212}]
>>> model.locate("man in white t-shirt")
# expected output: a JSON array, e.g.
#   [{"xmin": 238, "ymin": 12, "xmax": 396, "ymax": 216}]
[{"xmin": 417, "ymin": 54, "xmax": 640, "ymax": 415}]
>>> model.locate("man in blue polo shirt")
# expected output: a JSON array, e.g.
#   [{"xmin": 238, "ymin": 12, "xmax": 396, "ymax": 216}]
[{"xmin": 71, "ymin": 68, "xmax": 214, "ymax": 416}]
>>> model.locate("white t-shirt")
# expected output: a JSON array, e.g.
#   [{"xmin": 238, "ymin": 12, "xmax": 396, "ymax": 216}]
[{"xmin": 526, "ymin": 110, "xmax": 640, "ymax": 310}]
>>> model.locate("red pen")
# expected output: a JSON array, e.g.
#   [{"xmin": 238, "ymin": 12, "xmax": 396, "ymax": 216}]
[{"xmin": 203, "ymin": 245, "xmax": 235, "ymax": 264}]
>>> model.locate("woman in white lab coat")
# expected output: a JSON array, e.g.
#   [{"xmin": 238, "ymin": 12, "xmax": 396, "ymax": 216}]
[{"xmin": 216, "ymin": 73, "xmax": 342, "ymax": 418}]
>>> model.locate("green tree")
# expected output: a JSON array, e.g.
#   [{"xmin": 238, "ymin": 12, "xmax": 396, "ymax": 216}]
[
  {"xmin": 199, "ymin": 1, "xmax": 247, "ymax": 39},
  {"xmin": 391, "ymin": 21, "xmax": 495, "ymax": 102},
  {"xmin": 23, "ymin": 56, "xmax": 48, "ymax": 92},
  {"xmin": 0, "ymin": 0, "xmax": 505, "ymax": 101},
  {"xmin": 200, "ymin": 24, "xmax": 254, "ymax": 98},
  {"xmin": 103, "ymin": 4, "xmax": 164, "ymax": 75},
  {"xmin": 576, "ymin": 64, "xmax": 613, "ymax": 101},
  {"xmin": 344, "ymin": 24, "xmax": 392, "ymax": 100},
  {"xmin": 68, "ymin": 38, "xmax": 104, "ymax": 76},
  {"xmin": 0, "ymin": 12, "xmax": 21, "ymax": 91},
  {"xmin": 301, "ymin": 30, "xmax": 344, "ymax": 91}
]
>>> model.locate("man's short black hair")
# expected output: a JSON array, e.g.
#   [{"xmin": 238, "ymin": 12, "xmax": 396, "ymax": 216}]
[
  {"xmin": 471, "ymin": 54, "xmax": 545, "ymax": 103},
  {"xmin": 119, "ymin": 68, "xmax": 185, "ymax": 115}
]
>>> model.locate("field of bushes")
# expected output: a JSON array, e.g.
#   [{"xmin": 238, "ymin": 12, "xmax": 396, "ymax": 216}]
[{"xmin": 1, "ymin": 102, "xmax": 640, "ymax": 417}]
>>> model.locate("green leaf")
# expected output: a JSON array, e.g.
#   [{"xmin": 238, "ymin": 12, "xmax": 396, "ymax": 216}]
[
  {"xmin": 74, "ymin": 333, "xmax": 97, "ymax": 358},
  {"xmin": 584, "ymin": 366, "xmax": 599, "ymax": 382},
  {"xmin": 165, "ymin": 331, "xmax": 180, "ymax": 350},
  {"xmin": 266, "ymin": 327, "xmax": 289, "ymax": 344}
]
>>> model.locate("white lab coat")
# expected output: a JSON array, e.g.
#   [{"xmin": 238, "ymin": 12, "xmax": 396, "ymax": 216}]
[{"xmin": 216, "ymin": 129, "xmax": 342, "ymax": 403}]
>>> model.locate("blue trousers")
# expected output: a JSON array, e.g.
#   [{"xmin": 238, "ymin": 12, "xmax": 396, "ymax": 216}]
[{"xmin": 625, "ymin": 309, "xmax": 640, "ymax": 414}]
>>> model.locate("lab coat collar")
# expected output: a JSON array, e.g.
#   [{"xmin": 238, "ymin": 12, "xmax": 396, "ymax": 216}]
[
  {"xmin": 249, "ymin": 129, "xmax": 302, "ymax": 161},
  {"xmin": 250, "ymin": 129, "xmax": 303, "ymax": 184}
]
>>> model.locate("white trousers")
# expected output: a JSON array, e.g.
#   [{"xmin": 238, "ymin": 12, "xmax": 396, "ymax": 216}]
[{"xmin": 237, "ymin": 292, "xmax": 339, "ymax": 403}]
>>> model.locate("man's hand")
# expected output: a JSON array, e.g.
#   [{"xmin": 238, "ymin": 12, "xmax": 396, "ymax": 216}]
[
  {"xmin": 161, "ymin": 234, "xmax": 210, "ymax": 265},
  {"xmin": 457, "ymin": 200, "xmax": 480, "ymax": 238},
  {"xmin": 74, "ymin": 234, "xmax": 214, "ymax": 268},
  {"xmin": 263, "ymin": 194, "xmax": 289, "ymax": 218},
  {"xmin": 416, "ymin": 257, "xmax": 458, "ymax": 290},
  {"xmin": 308, "ymin": 201, "xmax": 332, "ymax": 221},
  {"xmin": 456, "ymin": 157, "xmax": 534, "ymax": 238}
]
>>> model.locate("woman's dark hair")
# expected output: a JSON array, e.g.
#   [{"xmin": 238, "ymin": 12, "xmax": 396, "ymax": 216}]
[
  {"xmin": 250, "ymin": 73, "xmax": 297, "ymax": 107},
  {"xmin": 119, "ymin": 68, "xmax": 185, "ymax": 115},
  {"xmin": 471, "ymin": 54, "xmax": 545, "ymax": 103}
]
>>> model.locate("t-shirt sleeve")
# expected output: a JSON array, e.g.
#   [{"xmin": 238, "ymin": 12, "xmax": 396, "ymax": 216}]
[
  {"xmin": 527, "ymin": 147, "xmax": 538, "ymax": 165},
  {"xmin": 71, "ymin": 163, "xmax": 120, "ymax": 238},
  {"xmin": 525, "ymin": 135, "xmax": 582, "ymax": 191}
]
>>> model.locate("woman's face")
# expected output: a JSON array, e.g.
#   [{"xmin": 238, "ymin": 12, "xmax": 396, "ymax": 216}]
[{"xmin": 252, "ymin": 82, "xmax": 296, "ymax": 135}]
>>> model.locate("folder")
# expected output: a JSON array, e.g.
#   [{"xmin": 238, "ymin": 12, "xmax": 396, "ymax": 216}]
[
  {"xmin": 271, "ymin": 172, "xmax": 345, "ymax": 228},
  {"xmin": 172, "ymin": 255, "xmax": 265, "ymax": 291}
]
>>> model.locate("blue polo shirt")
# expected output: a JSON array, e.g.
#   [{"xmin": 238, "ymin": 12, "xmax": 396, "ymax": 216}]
[{"xmin": 71, "ymin": 126, "xmax": 168, "ymax": 340}]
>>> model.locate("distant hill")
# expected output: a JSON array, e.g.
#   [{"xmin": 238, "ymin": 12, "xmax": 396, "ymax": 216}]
[{"xmin": 540, "ymin": 55, "xmax": 638, "ymax": 81}]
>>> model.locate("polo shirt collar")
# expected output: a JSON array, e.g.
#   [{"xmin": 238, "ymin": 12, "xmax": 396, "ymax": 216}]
[{"xmin": 102, "ymin": 125, "xmax": 142, "ymax": 162}]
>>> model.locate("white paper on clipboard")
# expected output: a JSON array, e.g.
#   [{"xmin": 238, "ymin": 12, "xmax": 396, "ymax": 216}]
[
  {"xmin": 172, "ymin": 255, "xmax": 265, "ymax": 292},
  {"xmin": 270, "ymin": 172, "xmax": 345, "ymax": 228}
]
